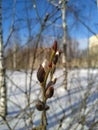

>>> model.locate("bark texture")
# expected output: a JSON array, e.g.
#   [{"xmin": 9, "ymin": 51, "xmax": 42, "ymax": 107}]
[
  {"xmin": 0, "ymin": 0, "xmax": 7, "ymax": 117},
  {"xmin": 61, "ymin": 0, "xmax": 67, "ymax": 89}
]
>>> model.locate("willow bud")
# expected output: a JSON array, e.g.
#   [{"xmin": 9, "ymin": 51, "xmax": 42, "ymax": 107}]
[
  {"xmin": 46, "ymin": 77, "xmax": 57, "ymax": 88},
  {"xmin": 52, "ymin": 76, "xmax": 57, "ymax": 84},
  {"xmin": 45, "ymin": 86, "xmax": 54, "ymax": 99},
  {"xmin": 53, "ymin": 51, "xmax": 60, "ymax": 65},
  {"xmin": 37, "ymin": 64, "xmax": 45, "ymax": 83},
  {"xmin": 37, "ymin": 59, "xmax": 47, "ymax": 83},
  {"xmin": 35, "ymin": 100, "xmax": 45, "ymax": 111},
  {"xmin": 42, "ymin": 59, "xmax": 48, "ymax": 70}
]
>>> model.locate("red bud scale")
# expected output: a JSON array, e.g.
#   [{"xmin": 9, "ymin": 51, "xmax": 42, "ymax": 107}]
[{"xmin": 52, "ymin": 40, "xmax": 57, "ymax": 52}]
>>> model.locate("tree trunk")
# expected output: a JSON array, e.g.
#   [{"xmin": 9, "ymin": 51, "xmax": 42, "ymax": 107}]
[
  {"xmin": 13, "ymin": 43, "xmax": 16, "ymax": 70},
  {"xmin": 61, "ymin": 0, "xmax": 67, "ymax": 89},
  {"xmin": 0, "ymin": 0, "xmax": 7, "ymax": 117}
]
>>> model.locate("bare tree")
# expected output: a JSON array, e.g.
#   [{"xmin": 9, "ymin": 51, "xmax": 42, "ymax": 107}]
[
  {"xmin": 61, "ymin": 0, "xmax": 68, "ymax": 89},
  {"xmin": 0, "ymin": 0, "xmax": 7, "ymax": 117}
]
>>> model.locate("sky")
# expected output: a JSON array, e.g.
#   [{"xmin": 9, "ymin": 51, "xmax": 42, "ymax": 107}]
[
  {"xmin": 67, "ymin": 0, "xmax": 98, "ymax": 49},
  {"xmin": 2, "ymin": 0, "xmax": 98, "ymax": 49}
]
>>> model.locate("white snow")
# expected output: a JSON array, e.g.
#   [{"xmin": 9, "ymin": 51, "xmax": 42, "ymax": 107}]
[{"xmin": 0, "ymin": 69, "xmax": 97, "ymax": 130}]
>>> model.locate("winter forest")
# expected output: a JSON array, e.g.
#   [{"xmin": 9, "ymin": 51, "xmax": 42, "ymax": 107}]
[{"xmin": 0, "ymin": 0, "xmax": 98, "ymax": 130}]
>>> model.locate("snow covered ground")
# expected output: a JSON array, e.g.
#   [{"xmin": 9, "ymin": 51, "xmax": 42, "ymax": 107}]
[{"xmin": 0, "ymin": 69, "xmax": 98, "ymax": 130}]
